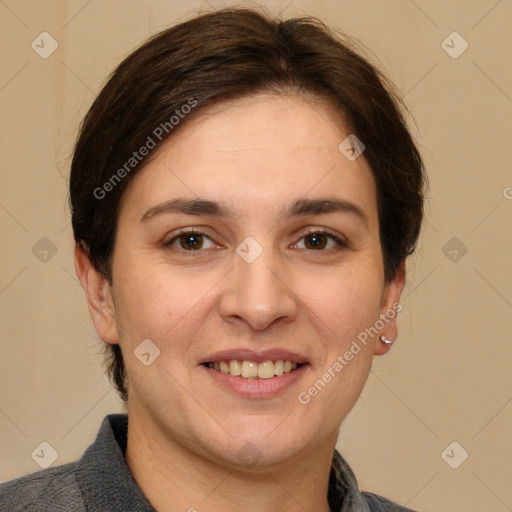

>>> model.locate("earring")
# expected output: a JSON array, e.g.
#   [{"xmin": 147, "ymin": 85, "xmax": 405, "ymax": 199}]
[{"xmin": 380, "ymin": 335, "xmax": 393, "ymax": 345}]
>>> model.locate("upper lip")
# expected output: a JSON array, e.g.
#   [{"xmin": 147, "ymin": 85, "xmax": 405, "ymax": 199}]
[{"xmin": 200, "ymin": 348, "xmax": 308, "ymax": 364}]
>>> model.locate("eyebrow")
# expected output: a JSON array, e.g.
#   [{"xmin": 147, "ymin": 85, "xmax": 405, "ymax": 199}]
[{"xmin": 140, "ymin": 196, "xmax": 369, "ymax": 228}]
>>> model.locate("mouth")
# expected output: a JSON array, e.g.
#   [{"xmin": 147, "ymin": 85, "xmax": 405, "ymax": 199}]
[
  {"xmin": 203, "ymin": 359, "xmax": 302, "ymax": 379},
  {"xmin": 200, "ymin": 349, "xmax": 309, "ymax": 398}
]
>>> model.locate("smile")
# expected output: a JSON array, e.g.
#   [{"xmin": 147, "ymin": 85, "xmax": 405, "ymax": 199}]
[{"xmin": 205, "ymin": 360, "xmax": 301, "ymax": 379}]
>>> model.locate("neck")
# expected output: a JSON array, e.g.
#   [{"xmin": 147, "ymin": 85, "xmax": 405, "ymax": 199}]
[{"xmin": 124, "ymin": 409, "xmax": 335, "ymax": 512}]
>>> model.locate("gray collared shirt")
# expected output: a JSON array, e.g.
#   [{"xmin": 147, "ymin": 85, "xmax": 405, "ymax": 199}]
[{"xmin": 0, "ymin": 414, "xmax": 416, "ymax": 511}]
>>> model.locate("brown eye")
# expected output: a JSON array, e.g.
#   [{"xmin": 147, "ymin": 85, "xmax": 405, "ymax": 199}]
[
  {"xmin": 165, "ymin": 230, "xmax": 216, "ymax": 252},
  {"xmin": 295, "ymin": 231, "xmax": 345, "ymax": 251},
  {"xmin": 304, "ymin": 233, "xmax": 328, "ymax": 250},
  {"xmin": 178, "ymin": 233, "xmax": 204, "ymax": 250}
]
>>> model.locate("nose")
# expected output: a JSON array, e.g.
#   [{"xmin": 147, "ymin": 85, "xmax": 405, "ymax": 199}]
[{"xmin": 218, "ymin": 244, "xmax": 298, "ymax": 331}]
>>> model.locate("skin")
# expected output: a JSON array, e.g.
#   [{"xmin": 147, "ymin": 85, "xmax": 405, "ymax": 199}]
[{"xmin": 75, "ymin": 93, "xmax": 405, "ymax": 512}]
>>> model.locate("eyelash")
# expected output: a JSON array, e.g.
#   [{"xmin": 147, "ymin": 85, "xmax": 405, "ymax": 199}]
[{"xmin": 164, "ymin": 228, "xmax": 348, "ymax": 253}]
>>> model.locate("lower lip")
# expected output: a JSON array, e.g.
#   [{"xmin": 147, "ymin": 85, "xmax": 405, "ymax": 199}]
[{"xmin": 203, "ymin": 364, "xmax": 308, "ymax": 399}]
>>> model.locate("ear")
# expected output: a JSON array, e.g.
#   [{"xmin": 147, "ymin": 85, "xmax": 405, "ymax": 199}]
[
  {"xmin": 374, "ymin": 261, "xmax": 406, "ymax": 356},
  {"xmin": 74, "ymin": 243, "xmax": 119, "ymax": 345}
]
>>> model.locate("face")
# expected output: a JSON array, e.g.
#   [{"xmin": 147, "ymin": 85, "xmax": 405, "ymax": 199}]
[{"xmin": 78, "ymin": 93, "xmax": 404, "ymax": 470}]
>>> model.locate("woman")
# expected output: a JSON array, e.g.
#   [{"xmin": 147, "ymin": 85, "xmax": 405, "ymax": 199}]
[{"xmin": 0, "ymin": 7, "xmax": 424, "ymax": 511}]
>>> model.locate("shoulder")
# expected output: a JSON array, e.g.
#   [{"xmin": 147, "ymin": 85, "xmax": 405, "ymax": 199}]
[
  {"xmin": 362, "ymin": 491, "xmax": 417, "ymax": 512},
  {"xmin": 329, "ymin": 450, "xmax": 417, "ymax": 512},
  {"xmin": 0, "ymin": 461, "xmax": 85, "ymax": 512}
]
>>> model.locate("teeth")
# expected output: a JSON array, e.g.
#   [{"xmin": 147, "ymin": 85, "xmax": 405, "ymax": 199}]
[
  {"xmin": 208, "ymin": 359, "xmax": 300, "ymax": 379},
  {"xmin": 258, "ymin": 360, "xmax": 275, "ymax": 379},
  {"xmin": 241, "ymin": 361, "xmax": 258, "ymax": 378},
  {"xmin": 229, "ymin": 359, "xmax": 241, "ymax": 376}
]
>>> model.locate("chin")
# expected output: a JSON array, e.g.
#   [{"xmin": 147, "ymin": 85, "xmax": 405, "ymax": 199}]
[{"xmin": 201, "ymin": 415, "xmax": 321, "ymax": 471}]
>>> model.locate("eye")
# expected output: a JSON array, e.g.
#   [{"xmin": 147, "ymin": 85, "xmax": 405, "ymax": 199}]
[
  {"xmin": 164, "ymin": 228, "xmax": 348, "ymax": 254},
  {"xmin": 165, "ymin": 229, "xmax": 217, "ymax": 252},
  {"xmin": 293, "ymin": 230, "xmax": 347, "ymax": 251}
]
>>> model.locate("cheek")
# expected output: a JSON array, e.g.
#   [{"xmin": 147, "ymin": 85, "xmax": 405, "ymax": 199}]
[
  {"xmin": 298, "ymin": 270, "xmax": 382, "ymax": 417},
  {"xmin": 113, "ymin": 257, "xmax": 219, "ymax": 345},
  {"xmin": 113, "ymin": 264, "xmax": 206, "ymax": 398},
  {"xmin": 299, "ymin": 266, "xmax": 383, "ymax": 347}
]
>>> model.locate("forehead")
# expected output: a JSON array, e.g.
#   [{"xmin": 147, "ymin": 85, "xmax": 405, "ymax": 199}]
[{"xmin": 119, "ymin": 93, "xmax": 378, "ymax": 227}]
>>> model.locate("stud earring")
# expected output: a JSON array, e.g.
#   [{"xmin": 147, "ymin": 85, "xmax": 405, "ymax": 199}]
[{"xmin": 380, "ymin": 335, "xmax": 393, "ymax": 345}]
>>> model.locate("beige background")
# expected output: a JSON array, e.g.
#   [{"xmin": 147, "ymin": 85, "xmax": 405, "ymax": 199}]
[{"xmin": 1, "ymin": 0, "xmax": 511, "ymax": 510}]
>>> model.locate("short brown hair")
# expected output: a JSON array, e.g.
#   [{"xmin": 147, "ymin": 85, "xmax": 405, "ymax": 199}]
[{"xmin": 70, "ymin": 7, "xmax": 426, "ymax": 402}]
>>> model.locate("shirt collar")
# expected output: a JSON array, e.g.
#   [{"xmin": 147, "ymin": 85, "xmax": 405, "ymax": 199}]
[
  {"xmin": 76, "ymin": 414, "xmax": 156, "ymax": 511},
  {"xmin": 76, "ymin": 413, "xmax": 369, "ymax": 512},
  {"xmin": 328, "ymin": 449, "xmax": 372, "ymax": 512}
]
